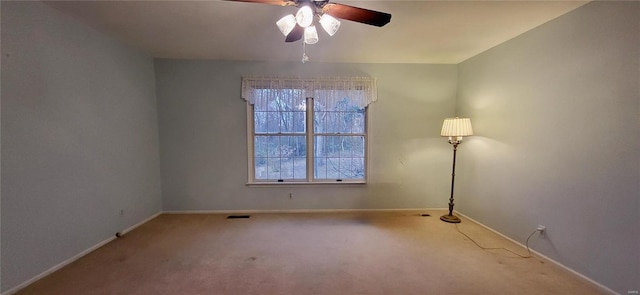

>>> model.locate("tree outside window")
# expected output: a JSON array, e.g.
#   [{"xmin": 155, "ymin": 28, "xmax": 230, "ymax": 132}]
[{"xmin": 243, "ymin": 77, "xmax": 376, "ymax": 183}]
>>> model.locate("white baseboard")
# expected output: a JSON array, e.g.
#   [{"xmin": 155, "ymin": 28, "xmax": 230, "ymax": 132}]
[
  {"xmin": 454, "ymin": 211, "xmax": 618, "ymax": 295},
  {"xmin": 120, "ymin": 211, "xmax": 162, "ymax": 235},
  {"xmin": 2, "ymin": 212, "xmax": 162, "ymax": 295},
  {"xmin": 162, "ymin": 208, "xmax": 446, "ymax": 214}
]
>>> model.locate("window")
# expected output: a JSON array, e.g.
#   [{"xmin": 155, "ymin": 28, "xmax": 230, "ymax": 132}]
[{"xmin": 242, "ymin": 77, "xmax": 377, "ymax": 184}]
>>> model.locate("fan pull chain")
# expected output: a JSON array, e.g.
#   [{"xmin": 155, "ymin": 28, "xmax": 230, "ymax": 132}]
[{"xmin": 302, "ymin": 42, "xmax": 309, "ymax": 63}]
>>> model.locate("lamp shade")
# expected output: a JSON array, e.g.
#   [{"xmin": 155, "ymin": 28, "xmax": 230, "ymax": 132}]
[
  {"xmin": 304, "ymin": 25, "xmax": 319, "ymax": 44},
  {"xmin": 295, "ymin": 6, "xmax": 314, "ymax": 28},
  {"xmin": 276, "ymin": 14, "xmax": 296, "ymax": 36},
  {"xmin": 319, "ymin": 14, "xmax": 341, "ymax": 36},
  {"xmin": 441, "ymin": 117, "xmax": 473, "ymax": 137}
]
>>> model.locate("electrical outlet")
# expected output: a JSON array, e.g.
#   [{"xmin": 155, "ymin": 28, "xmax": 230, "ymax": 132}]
[
  {"xmin": 289, "ymin": 193, "xmax": 292, "ymax": 199},
  {"xmin": 536, "ymin": 225, "xmax": 546, "ymax": 234},
  {"xmin": 119, "ymin": 209, "xmax": 124, "ymax": 216}
]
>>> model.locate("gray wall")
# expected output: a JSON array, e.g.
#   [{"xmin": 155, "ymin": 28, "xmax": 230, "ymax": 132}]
[
  {"xmin": 0, "ymin": 2, "xmax": 3, "ymax": 290},
  {"xmin": 2, "ymin": 0, "xmax": 635, "ymax": 293},
  {"xmin": 1, "ymin": 1, "xmax": 162, "ymax": 291},
  {"xmin": 155, "ymin": 60, "xmax": 457, "ymax": 211},
  {"xmin": 456, "ymin": 2, "xmax": 639, "ymax": 293}
]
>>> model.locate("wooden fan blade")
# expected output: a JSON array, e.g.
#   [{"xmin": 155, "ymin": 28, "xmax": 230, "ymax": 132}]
[
  {"xmin": 285, "ymin": 25, "xmax": 304, "ymax": 42},
  {"xmin": 322, "ymin": 3, "xmax": 391, "ymax": 27},
  {"xmin": 223, "ymin": 0, "xmax": 293, "ymax": 6}
]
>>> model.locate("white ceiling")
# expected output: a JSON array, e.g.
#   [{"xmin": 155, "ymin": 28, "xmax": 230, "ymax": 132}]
[{"xmin": 47, "ymin": 1, "xmax": 588, "ymax": 64}]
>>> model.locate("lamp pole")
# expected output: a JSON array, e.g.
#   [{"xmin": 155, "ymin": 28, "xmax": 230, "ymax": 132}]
[{"xmin": 441, "ymin": 140, "xmax": 461, "ymax": 223}]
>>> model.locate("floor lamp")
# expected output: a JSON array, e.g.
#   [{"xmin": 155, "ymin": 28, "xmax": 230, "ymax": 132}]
[{"xmin": 440, "ymin": 117, "xmax": 473, "ymax": 223}]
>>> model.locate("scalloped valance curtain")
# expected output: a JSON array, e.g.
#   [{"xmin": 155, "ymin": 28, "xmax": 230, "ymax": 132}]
[{"xmin": 241, "ymin": 77, "xmax": 377, "ymax": 108}]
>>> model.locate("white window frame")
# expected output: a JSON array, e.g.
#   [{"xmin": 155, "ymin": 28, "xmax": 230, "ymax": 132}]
[{"xmin": 244, "ymin": 77, "xmax": 375, "ymax": 185}]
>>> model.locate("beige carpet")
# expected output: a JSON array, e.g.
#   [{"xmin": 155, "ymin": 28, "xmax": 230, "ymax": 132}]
[{"xmin": 17, "ymin": 211, "xmax": 604, "ymax": 294}]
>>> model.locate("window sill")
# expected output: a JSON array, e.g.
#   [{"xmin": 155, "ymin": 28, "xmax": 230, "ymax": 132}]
[{"xmin": 246, "ymin": 181, "xmax": 366, "ymax": 187}]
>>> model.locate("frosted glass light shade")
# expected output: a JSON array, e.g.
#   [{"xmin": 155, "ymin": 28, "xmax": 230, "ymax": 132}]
[
  {"xmin": 296, "ymin": 6, "xmax": 314, "ymax": 28},
  {"xmin": 441, "ymin": 117, "xmax": 473, "ymax": 137},
  {"xmin": 319, "ymin": 14, "xmax": 341, "ymax": 36},
  {"xmin": 276, "ymin": 14, "xmax": 296, "ymax": 36},
  {"xmin": 304, "ymin": 25, "xmax": 319, "ymax": 44}
]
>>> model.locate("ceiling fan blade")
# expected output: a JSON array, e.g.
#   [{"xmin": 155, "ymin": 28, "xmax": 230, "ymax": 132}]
[
  {"xmin": 285, "ymin": 25, "xmax": 304, "ymax": 42},
  {"xmin": 322, "ymin": 3, "xmax": 391, "ymax": 27},
  {"xmin": 223, "ymin": 0, "xmax": 292, "ymax": 6}
]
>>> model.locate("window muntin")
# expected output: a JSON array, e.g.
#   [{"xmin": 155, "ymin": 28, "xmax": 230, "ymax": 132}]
[
  {"xmin": 312, "ymin": 93, "xmax": 366, "ymax": 181},
  {"xmin": 314, "ymin": 135, "xmax": 365, "ymax": 180},
  {"xmin": 254, "ymin": 135, "xmax": 307, "ymax": 180},
  {"xmin": 252, "ymin": 89, "xmax": 307, "ymax": 181},
  {"xmin": 253, "ymin": 89, "xmax": 306, "ymax": 134}
]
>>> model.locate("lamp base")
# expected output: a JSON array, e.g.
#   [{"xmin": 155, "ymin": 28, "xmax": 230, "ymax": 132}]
[{"xmin": 440, "ymin": 214, "xmax": 461, "ymax": 223}]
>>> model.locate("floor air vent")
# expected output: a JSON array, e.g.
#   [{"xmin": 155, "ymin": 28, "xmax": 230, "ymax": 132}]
[{"xmin": 227, "ymin": 215, "xmax": 251, "ymax": 219}]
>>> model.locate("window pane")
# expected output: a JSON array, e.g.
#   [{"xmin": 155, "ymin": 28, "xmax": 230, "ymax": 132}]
[
  {"xmin": 350, "ymin": 157, "xmax": 365, "ymax": 179},
  {"xmin": 292, "ymin": 157, "xmax": 306, "ymax": 180},
  {"xmin": 314, "ymin": 157, "xmax": 327, "ymax": 179},
  {"xmin": 326, "ymin": 158, "xmax": 341, "ymax": 179},
  {"xmin": 267, "ymin": 158, "xmax": 281, "ymax": 180},
  {"xmin": 254, "ymin": 135, "xmax": 306, "ymax": 180},
  {"xmin": 314, "ymin": 135, "xmax": 365, "ymax": 180},
  {"xmin": 254, "ymin": 112, "xmax": 267, "ymax": 133},
  {"xmin": 314, "ymin": 97, "xmax": 364, "ymax": 134},
  {"xmin": 253, "ymin": 89, "xmax": 305, "ymax": 134},
  {"xmin": 293, "ymin": 110, "xmax": 306, "ymax": 133},
  {"xmin": 253, "ymin": 92, "xmax": 268, "ymax": 112}
]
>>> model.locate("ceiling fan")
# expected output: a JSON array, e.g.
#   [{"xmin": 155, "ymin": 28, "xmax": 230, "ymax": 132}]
[{"xmin": 226, "ymin": 0, "xmax": 392, "ymax": 43}]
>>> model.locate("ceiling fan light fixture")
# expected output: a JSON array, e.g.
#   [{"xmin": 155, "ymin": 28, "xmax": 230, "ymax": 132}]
[
  {"xmin": 295, "ymin": 6, "xmax": 314, "ymax": 28},
  {"xmin": 319, "ymin": 14, "xmax": 340, "ymax": 36},
  {"xmin": 276, "ymin": 14, "xmax": 296, "ymax": 36},
  {"xmin": 303, "ymin": 25, "xmax": 319, "ymax": 44}
]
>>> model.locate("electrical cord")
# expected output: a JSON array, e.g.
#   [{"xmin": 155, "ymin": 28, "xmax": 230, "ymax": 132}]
[{"xmin": 454, "ymin": 223, "xmax": 537, "ymax": 258}]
